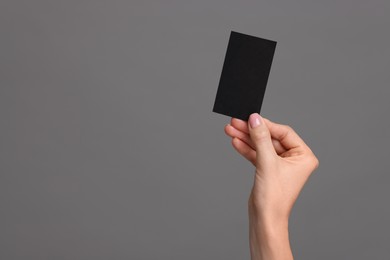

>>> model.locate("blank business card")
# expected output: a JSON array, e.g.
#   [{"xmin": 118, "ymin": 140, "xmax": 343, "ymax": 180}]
[{"xmin": 213, "ymin": 31, "xmax": 277, "ymax": 121}]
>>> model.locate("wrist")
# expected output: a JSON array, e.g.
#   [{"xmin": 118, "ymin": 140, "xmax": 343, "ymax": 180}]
[
  {"xmin": 250, "ymin": 219, "xmax": 292, "ymax": 260},
  {"xmin": 249, "ymin": 202, "xmax": 293, "ymax": 260},
  {"xmin": 248, "ymin": 195, "xmax": 290, "ymax": 225}
]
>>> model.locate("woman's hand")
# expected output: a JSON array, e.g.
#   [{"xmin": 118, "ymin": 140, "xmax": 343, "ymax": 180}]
[{"xmin": 224, "ymin": 113, "xmax": 319, "ymax": 260}]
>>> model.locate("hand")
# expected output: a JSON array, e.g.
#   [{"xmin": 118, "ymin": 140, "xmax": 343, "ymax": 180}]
[{"xmin": 224, "ymin": 113, "xmax": 319, "ymax": 260}]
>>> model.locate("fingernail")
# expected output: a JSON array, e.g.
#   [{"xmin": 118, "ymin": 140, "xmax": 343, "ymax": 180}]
[{"xmin": 249, "ymin": 113, "xmax": 262, "ymax": 128}]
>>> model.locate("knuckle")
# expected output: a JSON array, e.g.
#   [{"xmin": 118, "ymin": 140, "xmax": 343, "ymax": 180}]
[
  {"xmin": 314, "ymin": 157, "xmax": 320, "ymax": 169},
  {"xmin": 308, "ymin": 152, "xmax": 320, "ymax": 171},
  {"xmin": 280, "ymin": 124, "xmax": 295, "ymax": 139},
  {"xmin": 314, "ymin": 152, "xmax": 319, "ymax": 165},
  {"xmin": 253, "ymin": 129, "xmax": 269, "ymax": 141},
  {"xmin": 283, "ymin": 124, "xmax": 293, "ymax": 131}
]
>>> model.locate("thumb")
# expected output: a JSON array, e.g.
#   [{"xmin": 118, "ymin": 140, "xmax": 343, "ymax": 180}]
[{"xmin": 248, "ymin": 113, "xmax": 277, "ymax": 167}]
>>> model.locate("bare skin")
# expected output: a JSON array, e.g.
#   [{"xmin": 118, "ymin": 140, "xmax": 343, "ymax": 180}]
[{"xmin": 224, "ymin": 113, "xmax": 319, "ymax": 260}]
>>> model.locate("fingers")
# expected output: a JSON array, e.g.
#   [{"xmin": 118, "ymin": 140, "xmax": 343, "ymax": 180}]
[
  {"xmin": 225, "ymin": 124, "xmax": 255, "ymax": 150},
  {"xmin": 231, "ymin": 118, "xmax": 249, "ymax": 134},
  {"xmin": 248, "ymin": 114, "xmax": 277, "ymax": 167},
  {"xmin": 225, "ymin": 122, "xmax": 287, "ymax": 155},
  {"xmin": 231, "ymin": 138, "xmax": 256, "ymax": 166},
  {"xmin": 263, "ymin": 117, "xmax": 308, "ymax": 151},
  {"xmin": 271, "ymin": 138, "xmax": 288, "ymax": 155}
]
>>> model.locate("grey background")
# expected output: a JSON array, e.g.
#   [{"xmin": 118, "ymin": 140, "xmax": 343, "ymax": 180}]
[{"xmin": 1, "ymin": 0, "xmax": 389, "ymax": 259}]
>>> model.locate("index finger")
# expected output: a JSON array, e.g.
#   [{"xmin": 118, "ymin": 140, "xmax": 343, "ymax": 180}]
[{"xmin": 263, "ymin": 117, "xmax": 308, "ymax": 151}]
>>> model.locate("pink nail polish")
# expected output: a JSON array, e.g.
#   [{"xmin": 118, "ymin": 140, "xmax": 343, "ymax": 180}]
[{"xmin": 249, "ymin": 113, "xmax": 262, "ymax": 128}]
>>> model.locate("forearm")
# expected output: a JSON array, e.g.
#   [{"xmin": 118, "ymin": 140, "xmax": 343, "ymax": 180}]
[{"xmin": 249, "ymin": 204, "xmax": 293, "ymax": 260}]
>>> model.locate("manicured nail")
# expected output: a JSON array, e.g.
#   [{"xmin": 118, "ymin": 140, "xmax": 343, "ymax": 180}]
[{"xmin": 249, "ymin": 113, "xmax": 262, "ymax": 128}]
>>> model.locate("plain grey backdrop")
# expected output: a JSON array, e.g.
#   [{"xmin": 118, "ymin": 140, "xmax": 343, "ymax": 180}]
[{"xmin": 1, "ymin": 0, "xmax": 389, "ymax": 259}]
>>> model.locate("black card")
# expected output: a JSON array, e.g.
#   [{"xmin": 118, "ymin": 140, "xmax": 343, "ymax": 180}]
[{"xmin": 213, "ymin": 31, "xmax": 277, "ymax": 121}]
